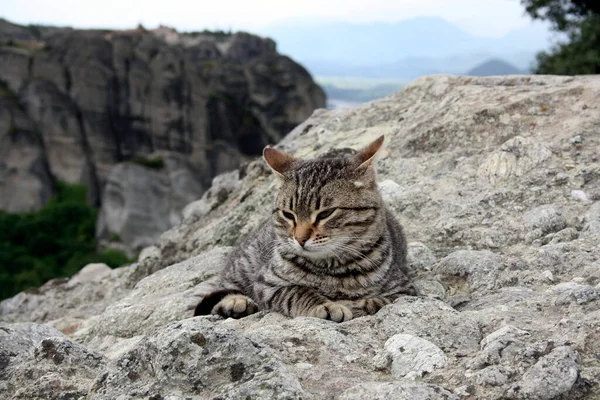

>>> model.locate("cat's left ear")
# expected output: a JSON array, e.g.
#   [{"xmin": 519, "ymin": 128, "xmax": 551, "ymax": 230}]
[
  {"xmin": 263, "ymin": 146, "xmax": 297, "ymax": 178},
  {"xmin": 352, "ymin": 135, "xmax": 384, "ymax": 171}
]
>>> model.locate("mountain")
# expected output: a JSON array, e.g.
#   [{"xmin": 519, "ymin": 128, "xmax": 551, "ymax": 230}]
[
  {"xmin": 467, "ymin": 59, "xmax": 524, "ymax": 76},
  {"xmin": 259, "ymin": 17, "xmax": 550, "ymax": 79},
  {"xmin": 0, "ymin": 19, "xmax": 325, "ymax": 252}
]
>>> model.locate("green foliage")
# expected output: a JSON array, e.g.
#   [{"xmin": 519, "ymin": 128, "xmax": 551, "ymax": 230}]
[
  {"xmin": 186, "ymin": 29, "xmax": 232, "ymax": 39},
  {"xmin": 522, "ymin": 0, "xmax": 600, "ymax": 74},
  {"xmin": 130, "ymin": 155, "xmax": 165, "ymax": 170},
  {"xmin": 0, "ymin": 183, "xmax": 133, "ymax": 300}
]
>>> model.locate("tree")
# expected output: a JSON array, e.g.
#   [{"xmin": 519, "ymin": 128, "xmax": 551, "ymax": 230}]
[{"xmin": 522, "ymin": 0, "xmax": 600, "ymax": 74}]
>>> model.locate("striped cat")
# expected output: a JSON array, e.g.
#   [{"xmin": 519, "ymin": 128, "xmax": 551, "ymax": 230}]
[{"xmin": 194, "ymin": 135, "xmax": 415, "ymax": 322}]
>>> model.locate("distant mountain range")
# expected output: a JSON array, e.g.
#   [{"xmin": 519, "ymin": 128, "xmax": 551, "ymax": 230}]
[
  {"xmin": 258, "ymin": 17, "xmax": 551, "ymax": 80},
  {"xmin": 467, "ymin": 59, "xmax": 524, "ymax": 76}
]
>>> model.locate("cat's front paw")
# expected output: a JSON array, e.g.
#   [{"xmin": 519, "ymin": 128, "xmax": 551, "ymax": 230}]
[
  {"xmin": 348, "ymin": 297, "xmax": 388, "ymax": 316},
  {"xmin": 308, "ymin": 302, "xmax": 353, "ymax": 322},
  {"xmin": 212, "ymin": 294, "xmax": 258, "ymax": 319}
]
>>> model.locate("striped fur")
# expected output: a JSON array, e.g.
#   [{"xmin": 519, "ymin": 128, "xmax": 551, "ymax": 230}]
[{"xmin": 194, "ymin": 136, "xmax": 415, "ymax": 322}]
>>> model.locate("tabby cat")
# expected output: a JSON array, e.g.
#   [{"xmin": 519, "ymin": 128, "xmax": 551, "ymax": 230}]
[{"xmin": 194, "ymin": 135, "xmax": 415, "ymax": 322}]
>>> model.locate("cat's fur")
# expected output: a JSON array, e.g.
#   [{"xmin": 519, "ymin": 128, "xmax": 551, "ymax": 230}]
[{"xmin": 194, "ymin": 136, "xmax": 415, "ymax": 322}]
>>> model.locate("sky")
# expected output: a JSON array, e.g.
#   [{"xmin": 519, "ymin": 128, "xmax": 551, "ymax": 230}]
[{"xmin": 2, "ymin": 0, "xmax": 538, "ymax": 38}]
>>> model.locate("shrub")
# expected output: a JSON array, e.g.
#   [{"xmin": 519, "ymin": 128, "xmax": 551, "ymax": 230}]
[{"xmin": 0, "ymin": 183, "xmax": 133, "ymax": 300}]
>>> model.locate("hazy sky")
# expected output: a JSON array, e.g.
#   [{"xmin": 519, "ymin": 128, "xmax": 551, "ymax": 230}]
[{"xmin": 2, "ymin": 0, "xmax": 537, "ymax": 38}]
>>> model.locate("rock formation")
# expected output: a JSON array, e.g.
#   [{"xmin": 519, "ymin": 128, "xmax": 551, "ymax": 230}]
[
  {"xmin": 1, "ymin": 74, "xmax": 600, "ymax": 399},
  {"xmin": 0, "ymin": 19, "xmax": 325, "ymax": 251}
]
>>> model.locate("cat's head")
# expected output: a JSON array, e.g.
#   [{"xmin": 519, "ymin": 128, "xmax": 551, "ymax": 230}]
[{"xmin": 263, "ymin": 136, "xmax": 386, "ymax": 260}]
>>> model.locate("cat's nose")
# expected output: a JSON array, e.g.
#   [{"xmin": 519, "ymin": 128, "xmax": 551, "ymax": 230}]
[
  {"xmin": 295, "ymin": 235, "xmax": 310, "ymax": 247},
  {"xmin": 294, "ymin": 224, "xmax": 312, "ymax": 247}
]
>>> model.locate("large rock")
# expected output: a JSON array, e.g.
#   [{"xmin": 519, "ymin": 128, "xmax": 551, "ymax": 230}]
[
  {"xmin": 0, "ymin": 82, "xmax": 55, "ymax": 212},
  {"xmin": 95, "ymin": 154, "xmax": 205, "ymax": 253},
  {"xmin": 0, "ymin": 19, "xmax": 326, "ymax": 251},
  {"xmin": 2, "ymin": 75, "xmax": 600, "ymax": 399}
]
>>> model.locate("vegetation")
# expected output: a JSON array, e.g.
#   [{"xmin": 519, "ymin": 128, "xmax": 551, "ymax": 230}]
[
  {"xmin": 522, "ymin": 0, "xmax": 600, "ymax": 74},
  {"xmin": 0, "ymin": 183, "xmax": 132, "ymax": 300},
  {"xmin": 131, "ymin": 155, "xmax": 165, "ymax": 170},
  {"xmin": 186, "ymin": 29, "xmax": 233, "ymax": 38}
]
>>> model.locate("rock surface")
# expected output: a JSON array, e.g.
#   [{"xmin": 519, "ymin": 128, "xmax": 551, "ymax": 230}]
[
  {"xmin": 0, "ymin": 19, "xmax": 325, "ymax": 251},
  {"xmin": 2, "ymin": 74, "xmax": 600, "ymax": 399}
]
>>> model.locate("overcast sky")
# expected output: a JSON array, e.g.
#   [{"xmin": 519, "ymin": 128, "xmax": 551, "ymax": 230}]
[{"xmin": 2, "ymin": 0, "xmax": 537, "ymax": 38}]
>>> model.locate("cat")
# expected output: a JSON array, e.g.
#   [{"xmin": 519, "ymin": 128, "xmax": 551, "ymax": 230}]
[{"xmin": 194, "ymin": 135, "xmax": 415, "ymax": 322}]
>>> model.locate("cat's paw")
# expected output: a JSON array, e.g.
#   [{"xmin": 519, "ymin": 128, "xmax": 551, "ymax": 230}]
[
  {"xmin": 354, "ymin": 297, "xmax": 388, "ymax": 315},
  {"xmin": 308, "ymin": 302, "xmax": 353, "ymax": 322},
  {"xmin": 212, "ymin": 294, "xmax": 258, "ymax": 319},
  {"xmin": 338, "ymin": 297, "xmax": 388, "ymax": 318}
]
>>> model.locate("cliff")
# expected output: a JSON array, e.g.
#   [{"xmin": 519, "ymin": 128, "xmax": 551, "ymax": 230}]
[
  {"xmin": 0, "ymin": 19, "xmax": 325, "ymax": 251},
  {"xmin": 1, "ymin": 75, "xmax": 600, "ymax": 399}
]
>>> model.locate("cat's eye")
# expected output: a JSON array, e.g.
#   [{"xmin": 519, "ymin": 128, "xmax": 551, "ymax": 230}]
[
  {"xmin": 280, "ymin": 210, "xmax": 295, "ymax": 221},
  {"xmin": 315, "ymin": 209, "xmax": 335, "ymax": 222}
]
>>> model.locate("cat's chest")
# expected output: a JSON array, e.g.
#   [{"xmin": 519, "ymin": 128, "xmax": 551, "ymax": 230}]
[{"xmin": 276, "ymin": 259, "xmax": 376, "ymax": 298}]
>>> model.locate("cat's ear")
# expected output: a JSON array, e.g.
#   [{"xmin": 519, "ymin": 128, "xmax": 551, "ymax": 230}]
[
  {"xmin": 263, "ymin": 146, "xmax": 297, "ymax": 177},
  {"xmin": 352, "ymin": 135, "xmax": 384, "ymax": 171}
]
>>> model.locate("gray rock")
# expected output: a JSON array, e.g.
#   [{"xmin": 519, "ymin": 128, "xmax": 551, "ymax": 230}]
[
  {"xmin": 0, "ymin": 323, "xmax": 106, "ymax": 399},
  {"xmin": 89, "ymin": 317, "xmax": 305, "ymax": 400},
  {"xmin": 478, "ymin": 136, "xmax": 552, "ymax": 184},
  {"xmin": 2, "ymin": 74, "xmax": 600, "ymax": 399},
  {"xmin": 372, "ymin": 333, "xmax": 448, "ymax": 379},
  {"xmin": 0, "ymin": 18, "xmax": 325, "ymax": 242},
  {"xmin": 546, "ymin": 282, "xmax": 600, "ymax": 305},
  {"xmin": 524, "ymin": 205, "xmax": 567, "ymax": 235},
  {"xmin": 96, "ymin": 155, "xmax": 205, "ymax": 253},
  {"xmin": 506, "ymin": 346, "xmax": 579, "ymax": 400},
  {"xmin": 375, "ymin": 297, "xmax": 482, "ymax": 354},
  {"xmin": 407, "ymin": 242, "xmax": 437, "ymax": 272},
  {"xmin": 89, "ymin": 247, "xmax": 228, "ymax": 341},
  {"xmin": 339, "ymin": 381, "xmax": 458, "ymax": 400},
  {"xmin": 434, "ymin": 250, "xmax": 503, "ymax": 293},
  {"xmin": 0, "ymin": 84, "xmax": 55, "ymax": 212}
]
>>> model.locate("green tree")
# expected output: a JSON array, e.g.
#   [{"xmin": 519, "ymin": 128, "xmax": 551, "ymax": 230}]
[
  {"xmin": 522, "ymin": 0, "xmax": 600, "ymax": 74},
  {"xmin": 0, "ymin": 183, "xmax": 132, "ymax": 300}
]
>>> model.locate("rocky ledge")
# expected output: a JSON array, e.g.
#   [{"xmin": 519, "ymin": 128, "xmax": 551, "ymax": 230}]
[{"xmin": 1, "ymin": 74, "xmax": 600, "ymax": 399}]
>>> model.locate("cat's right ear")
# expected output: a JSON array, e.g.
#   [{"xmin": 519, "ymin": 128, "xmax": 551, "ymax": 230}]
[{"xmin": 263, "ymin": 147, "xmax": 296, "ymax": 178}]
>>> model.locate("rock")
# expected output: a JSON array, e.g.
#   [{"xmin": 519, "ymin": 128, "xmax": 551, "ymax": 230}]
[
  {"xmin": 571, "ymin": 189, "xmax": 590, "ymax": 202},
  {"xmin": 433, "ymin": 250, "xmax": 503, "ymax": 293},
  {"xmin": 373, "ymin": 333, "xmax": 448, "ymax": 379},
  {"xmin": 478, "ymin": 136, "xmax": 552, "ymax": 184},
  {"xmin": 546, "ymin": 282, "xmax": 600, "ymax": 305},
  {"xmin": 2, "ymin": 74, "xmax": 600, "ymax": 399},
  {"xmin": 375, "ymin": 297, "xmax": 482, "ymax": 354},
  {"xmin": 67, "ymin": 263, "xmax": 112, "ymax": 287},
  {"xmin": 0, "ymin": 323, "xmax": 106, "ymax": 399},
  {"xmin": 0, "ymin": 82, "xmax": 55, "ymax": 212},
  {"xmin": 89, "ymin": 247, "xmax": 228, "ymax": 342},
  {"xmin": 584, "ymin": 201, "xmax": 600, "ymax": 233},
  {"xmin": 506, "ymin": 346, "xmax": 579, "ymax": 400},
  {"xmin": 0, "ymin": 18, "xmax": 325, "ymax": 242},
  {"xmin": 524, "ymin": 205, "xmax": 566, "ymax": 235},
  {"xmin": 89, "ymin": 318, "xmax": 305, "ymax": 399},
  {"xmin": 339, "ymin": 382, "xmax": 458, "ymax": 400},
  {"xmin": 378, "ymin": 179, "xmax": 404, "ymax": 204},
  {"xmin": 407, "ymin": 242, "xmax": 437, "ymax": 272},
  {"xmin": 96, "ymin": 155, "xmax": 205, "ymax": 253}
]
